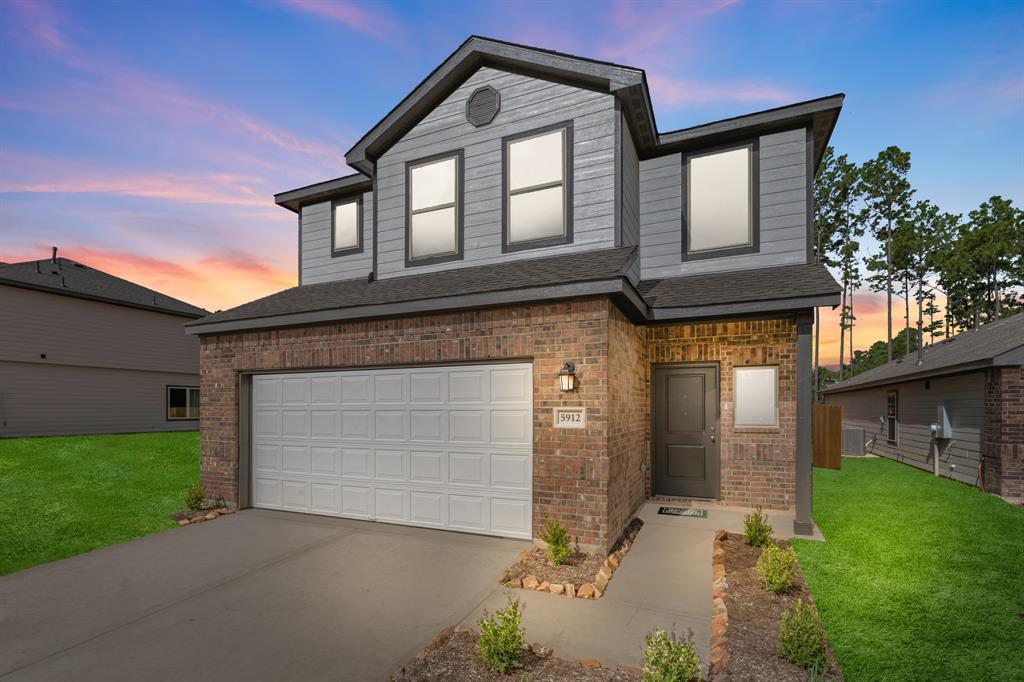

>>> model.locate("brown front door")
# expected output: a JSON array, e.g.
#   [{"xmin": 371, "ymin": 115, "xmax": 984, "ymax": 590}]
[{"xmin": 653, "ymin": 364, "xmax": 720, "ymax": 498}]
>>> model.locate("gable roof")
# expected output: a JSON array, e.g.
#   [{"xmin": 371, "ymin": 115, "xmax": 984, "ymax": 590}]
[
  {"xmin": 823, "ymin": 312, "xmax": 1024, "ymax": 393},
  {"xmin": 276, "ymin": 36, "xmax": 843, "ymax": 213},
  {"xmin": 0, "ymin": 257, "xmax": 208, "ymax": 318}
]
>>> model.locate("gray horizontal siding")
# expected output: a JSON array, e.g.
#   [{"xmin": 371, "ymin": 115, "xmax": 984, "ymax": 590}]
[
  {"xmin": 824, "ymin": 372, "xmax": 985, "ymax": 487},
  {"xmin": 376, "ymin": 66, "xmax": 617, "ymax": 279},
  {"xmin": 639, "ymin": 127, "xmax": 809, "ymax": 280},
  {"xmin": 300, "ymin": 192, "xmax": 373, "ymax": 285},
  {"xmin": 621, "ymin": 112, "xmax": 640, "ymax": 284}
]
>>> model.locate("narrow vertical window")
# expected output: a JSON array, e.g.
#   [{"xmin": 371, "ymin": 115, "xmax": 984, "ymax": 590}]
[
  {"xmin": 503, "ymin": 123, "xmax": 572, "ymax": 250},
  {"xmin": 886, "ymin": 391, "xmax": 898, "ymax": 443},
  {"xmin": 406, "ymin": 152, "xmax": 462, "ymax": 264},
  {"xmin": 683, "ymin": 143, "xmax": 758, "ymax": 259},
  {"xmin": 332, "ymin": 197, "xmax": 361, "ymax": 255}
]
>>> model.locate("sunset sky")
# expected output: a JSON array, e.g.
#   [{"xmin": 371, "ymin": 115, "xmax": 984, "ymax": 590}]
[{"xmin": 2, "ymin": 1, "xmax": 1021, "ymax": 367}]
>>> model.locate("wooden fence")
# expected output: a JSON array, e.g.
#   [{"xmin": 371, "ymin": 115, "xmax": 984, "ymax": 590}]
[{"xmin": 812, "ymin": 404, "xmax": 842, "ymax": 470}]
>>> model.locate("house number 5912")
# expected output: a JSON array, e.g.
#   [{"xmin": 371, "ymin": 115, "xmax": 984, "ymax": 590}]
[{"xmin": 553, "ymin": 407, "xmax": 586, "ymax": 429}]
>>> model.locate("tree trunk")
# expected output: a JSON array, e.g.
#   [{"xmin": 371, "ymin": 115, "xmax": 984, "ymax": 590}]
[
  {"xmin": 814, "ymin": 307, "xmax": 820, "ymax": 402},
  {"xmin": 838, "ymin": 280, "xmax": 848, "ymax": 379},
  {"xmin": 904, "ymin": 273, "xmax": 911, "ymax": 356},
  {"xmin": 886, "ymin": 219, "xmax": 893, "ymax": 362},
  {"xmin": 849, "ymin": 289, "xmax": 856, "ymax": 377}
]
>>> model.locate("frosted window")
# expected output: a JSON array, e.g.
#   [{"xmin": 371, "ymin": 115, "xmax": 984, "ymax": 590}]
[
  {"xmin": 333, "ymin": 200, "xmax": 359, "ymax": 251},
  {"xmin": 507, "ymin": 128, "xmax": 567, "ymax": 244},
  {"xmin": 688, "ymin": 146, "xmax": 752, "ymax": 253},
  {"xmin": 409, "ymin": 156, "xmax": 458, "ymax": 260},
  {"xmin": 734, "ymin": 366, "xmax": 777, "ymax": 427}
]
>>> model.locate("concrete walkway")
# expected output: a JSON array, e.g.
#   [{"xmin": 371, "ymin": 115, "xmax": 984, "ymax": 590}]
[{"xmin": 1, "ymin": 503, "xmax": 805, "ymax": 680}]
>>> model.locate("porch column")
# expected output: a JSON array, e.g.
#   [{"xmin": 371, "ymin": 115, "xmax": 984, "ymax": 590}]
[{"xmin": 794, "ymin": 310, "xmax": 814, "ymax": 535}]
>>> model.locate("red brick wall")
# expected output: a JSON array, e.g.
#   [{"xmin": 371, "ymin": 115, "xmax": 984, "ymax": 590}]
[
  {"xmin": 199, "ymin": 300, "xmax": 618, "ymax": 549},
  {"xmin": 983, "ymin": 366, "xmax": 1024, "ymax": 501},
  {"xmin": 646, "ymin": 318, "xmax": 798, "ymax": 510}
]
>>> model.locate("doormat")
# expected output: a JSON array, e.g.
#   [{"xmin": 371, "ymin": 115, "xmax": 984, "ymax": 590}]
[{"xmin": 657, "ymin": 507, "xmax": 708, "ymax": 518}]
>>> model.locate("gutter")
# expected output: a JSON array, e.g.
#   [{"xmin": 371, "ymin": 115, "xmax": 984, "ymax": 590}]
[
  {"xmin": 822, "ymin": 359, "xmax": 996, "ymax": 395},
  {"xmin": 0, "ymin": 279, "xmax": 206, "ymax": 319}
]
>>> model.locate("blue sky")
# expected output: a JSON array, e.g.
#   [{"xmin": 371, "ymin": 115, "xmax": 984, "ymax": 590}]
[{"xmin": 1, "ymin": 0, "xmax": 1021, "ymax": 360}]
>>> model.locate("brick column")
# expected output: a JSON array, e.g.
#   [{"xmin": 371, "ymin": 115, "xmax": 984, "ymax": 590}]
[
  {"xmin": 984, "ymin": 367, "xmax": 1024, "ymax": 502},
  {"xmin": 793, "ymin": 310, "xmax": 814, "ymax": 535}
]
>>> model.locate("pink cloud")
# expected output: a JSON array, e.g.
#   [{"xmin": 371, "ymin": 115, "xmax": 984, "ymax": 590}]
[
  {"xmin": 648, "ymin": 73, "xmax": 802, "ymax": 107},
  {"xmin": 281, "ymin": 0, "xmax": 406, "ymax": 43},
  {"xmin": 602, "ymin": 0, "xmax": 739, "ymax": 63}
]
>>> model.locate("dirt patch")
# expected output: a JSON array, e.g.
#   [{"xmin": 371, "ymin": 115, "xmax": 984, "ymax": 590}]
[
  {"xmin": 390, "ymin": 627, "xmax": 639, "ymax": 681},
  {"xmin": 499, "ymin": 519, "xmax": 642, "ymax": 598},
  {"xmin": 716, "ymin": 533, "xmax": 843, "ymax": 681}
]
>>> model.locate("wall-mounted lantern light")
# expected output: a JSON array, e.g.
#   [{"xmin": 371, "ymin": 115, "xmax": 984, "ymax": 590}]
[{"xmin": 558, "ymin": 361, "xmax": 577, "ymax": 392}]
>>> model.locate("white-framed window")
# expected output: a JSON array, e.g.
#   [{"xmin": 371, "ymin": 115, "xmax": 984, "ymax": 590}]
[
  {"xmin": 503, "ymin": 124, "xmax": 572, "ymax": 250},
  {"xmin": 734, "ymin": 366, "xmax": 778, "ymax": 427},
  {"xmin": 684, "ymin": 143, "xmax": 757, "ymax": 259},
  {"xmin": 167, "ymin": 386, "xmax": 200, "ymax": 421},
  {"xmin": 407, "ymin": 152, "xmax": 462, "ymax": 264},
  {"xmin": 331, "ymin": 197, "xmax": 361, "ymax": 255}
]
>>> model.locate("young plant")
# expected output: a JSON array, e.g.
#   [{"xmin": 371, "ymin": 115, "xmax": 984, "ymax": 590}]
[
  {"xmin": 477, "ymin": 597, "xmax": 525, "ymax": 674},
  {"xmin": 777, "ymin": 599, "xmax": 827, "ymax": 669},
  {"xmin": 540, "ymin": 518, "xmax": 572, "ymax": 566},
  {"xmin": 183, "ymin": 483, "xmax": 205, "ymax": 511},
  {"xmin": 743, "ymin": 506, "xmax": 773, "ymax": 547},
  {"xmin": 756, "ymin": 543, "xmax": 797, "ymax": 594},
  {"xmin": 642, "ymin": 626, "xmax": 703, "ymax": 682}
]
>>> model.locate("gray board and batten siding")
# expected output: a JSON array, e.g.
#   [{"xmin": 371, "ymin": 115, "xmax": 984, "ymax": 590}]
[
  {"xmin": 620, "ymin": 110, "xmax": 641, "ymax": 284},
  {"xmin": 373, "ymin": 66, "xmax": 618, "ymax": 279},
  {"xmin": 639, "ymin": 127, "xmax": 809, "ymax": 280},
  {"xmin": 299, "ymin": 190, "xmax": 374, "ymax": 285},
  {"xmin": 824, "ymin": 372, "xmax": 985, "ymax": 487}
]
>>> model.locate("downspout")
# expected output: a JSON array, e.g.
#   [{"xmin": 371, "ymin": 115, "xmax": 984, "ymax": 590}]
[{"xmin": 794, "ymin": 310, "xmax": 814, "ymax": 536}]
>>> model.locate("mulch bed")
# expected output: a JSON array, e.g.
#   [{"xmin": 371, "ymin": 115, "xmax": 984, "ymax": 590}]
[
  {"xmin": 716, "ymin": 533, "xmax": 843, "ymax": 681},
  {"xmin": 390, "ymin": 627, "xmax": 640, "ymax": 681},
  {"xmin": 499, "ymin": 518, "xmax": 643, "ymax": 598}
]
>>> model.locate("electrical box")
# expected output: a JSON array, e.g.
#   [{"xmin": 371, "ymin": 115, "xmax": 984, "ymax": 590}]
[{"xmin": 930, "ymin": 402, "xmax": 952, "ymax": 439}]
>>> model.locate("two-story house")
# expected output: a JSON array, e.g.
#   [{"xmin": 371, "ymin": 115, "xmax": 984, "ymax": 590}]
[{"xmin": 186, "ymin": 37, "xmax": 843, "ymax": 551}]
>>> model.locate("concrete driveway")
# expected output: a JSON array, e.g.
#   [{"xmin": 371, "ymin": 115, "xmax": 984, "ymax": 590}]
[{"xmin": 0, "ymin": 510, "xmax": 528, "ymax": 682}]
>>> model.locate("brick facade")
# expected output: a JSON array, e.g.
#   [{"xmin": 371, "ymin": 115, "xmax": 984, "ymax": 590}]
[
  {"xmin": 198, "ymin": 298, "xmax": 800, "ymax": 550},
  {"xmin": 983, "ymin": 366, "xmax": 1024, "ymax": 502}
]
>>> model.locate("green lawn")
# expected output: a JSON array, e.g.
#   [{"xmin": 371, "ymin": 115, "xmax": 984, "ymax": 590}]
[
  {"xmin": 0, "ymin": 431, "xmax": 199, "ymax": 576},
  {"xmin": 792, "ymin": 457, "xmax": 1024, "ymax": 682}
]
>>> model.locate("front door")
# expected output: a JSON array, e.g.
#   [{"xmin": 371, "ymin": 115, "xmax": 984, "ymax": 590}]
[{"xmin": 653, "ymin": 364, "xmax": 719, "ymax": 498}]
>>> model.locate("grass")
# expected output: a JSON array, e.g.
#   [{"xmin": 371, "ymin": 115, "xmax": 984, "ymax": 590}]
[
  {"xmin": 792, "ymin": 457, "xmax": 1024, "ymax": 681},
  {"xmin": 0, "ymin": 431, "xmax": 199, "ymax": 576}
]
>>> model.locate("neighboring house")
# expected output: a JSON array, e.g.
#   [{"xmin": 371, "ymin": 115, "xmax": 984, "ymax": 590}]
[
  {"xmin": 0, "ymin": 249, "xmax": 207, "ymax": 438},
  {"xmin": 185, "ymin": 37, "xmax": 844, "ymax": 551},
  {"xmin": 823, "ymin": 312, "xmax": 1023, "ymax": 503}
]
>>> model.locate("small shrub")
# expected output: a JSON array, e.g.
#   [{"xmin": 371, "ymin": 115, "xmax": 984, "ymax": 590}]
[
  {"xmin": 743, "ymin": 506, "xmax": 773, "ymax": 547},
  {"xmin": 642, "ymin": 627, "xmax": 703, "ymax": 682},
  {"xmin": 540, "ymin": 518, "xmax": 571, "ymax": 566},
  {"xmin": 777, "ymin": 599, "xmax": 827, "ymax": 669},
  {"xmin": 477, "ymin": 597, "xmax": 525, "ymax": 674},
  {"xmin": 183, "ymin": 483, "xmax": 204, "ymax": 511},
  {"xmin": 756, "ymin": 543, "xmax": 797, "ymax": 594}
]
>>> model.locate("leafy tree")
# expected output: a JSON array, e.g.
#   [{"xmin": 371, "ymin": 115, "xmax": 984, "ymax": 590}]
[
  {"xmin": 963, "ymin": 196, "xmax": 1022, "ymax": 319},
  {"xmin": 859, "ymin": 147, "xmax": 914, "ymax": 362}
]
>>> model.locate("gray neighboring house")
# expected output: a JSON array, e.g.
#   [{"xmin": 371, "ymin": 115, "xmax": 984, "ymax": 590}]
[
  {"xmin": 823, "ymin": 312, "xmax": 1024, "ymax": 502},
  {"xmin": 0, "ymin": 250, "xmax": 208, "ymax": 438}
]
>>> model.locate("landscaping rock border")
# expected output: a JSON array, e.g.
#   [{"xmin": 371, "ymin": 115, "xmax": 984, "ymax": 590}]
[
  {"xmin": 500, "ymin": 518, "xmax": 643, "ymax": 600},
  {"xmin": 709, "ymin": 529, "xmax": 731, "ymax": 676},
  {"xmin": 170, "ymin": 506, "xmax": 234, "ymax": 525}
]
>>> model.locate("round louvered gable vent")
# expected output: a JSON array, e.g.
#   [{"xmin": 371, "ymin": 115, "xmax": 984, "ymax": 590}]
[{"xmin": 466, "ymin": 86, "xmax": 500, "ymax": 127}]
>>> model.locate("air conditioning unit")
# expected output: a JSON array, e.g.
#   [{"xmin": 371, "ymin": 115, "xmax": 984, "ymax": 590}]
[{"xmin": 842, "ymin": 427, "xmax": 866, "ymax": 456}]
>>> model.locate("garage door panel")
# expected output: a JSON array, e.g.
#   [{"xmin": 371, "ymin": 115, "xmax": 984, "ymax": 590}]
[{"xmin": 252, "ymin": 364, "xmax": 532, "ymax": 539}]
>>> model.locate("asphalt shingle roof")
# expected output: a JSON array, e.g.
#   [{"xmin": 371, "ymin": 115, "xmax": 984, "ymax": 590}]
[
  {"xmin": 0, "ymin": 257, "xmax": 208, "ymax": 318},
  {"xmin": 188, "ymin": 246, "xmax": 638, "ymax": 326},
  {"xmin": 639, "ymin": 263, "xmax": 841, "ymax": 309},
  {"xmin": 824, "ymin": 311, "xmax": 1024, "ymax": 393}
]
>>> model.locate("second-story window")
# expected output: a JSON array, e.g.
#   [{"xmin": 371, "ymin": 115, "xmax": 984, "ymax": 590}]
[
  {"xmin": 683, "ymin": 143, "xmax": 758, "ymax": 260},
  {"xmin": 332, "ymin": 197, "xmax": 361, "ymax": 256},
  {"xmin": 407, "ymin": 152, "xmax": 463, "ymax": 265},
  {"xmin": 503, "ymin": 123, "xmax": 573, "ymax": 251}
]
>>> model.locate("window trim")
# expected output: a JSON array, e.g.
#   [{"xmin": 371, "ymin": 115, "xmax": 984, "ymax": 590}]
[
  {"xmin": 330, "ymin": 195, "xmax": 363, "ymax": 258},
  {"xmin": 681, "ymin": 139, "xmax": 760, "ymax": 262},
  {"xmin": 886, "ymin": 390, "xmax": 899, "ymax": 444},
  {"xmin": 404, "ymin": 149, "xmax": 464, "ymax": 268},
  {"xmin": 166, "ymin": 385, "xmax": 200, "ymax": 422},
  {"xmin": 501, "ymin": 121, "xmax": 574, "ymax": 253},
  {"xmin": 733, "ymin": 365, "xmax": 779, "ymax": 428}
]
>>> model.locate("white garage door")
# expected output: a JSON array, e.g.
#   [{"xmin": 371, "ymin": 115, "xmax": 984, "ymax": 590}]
[{"xmin": 250, "ymin": 363, "xmax": 533, "ymax": 539}]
